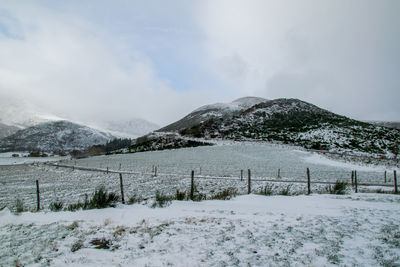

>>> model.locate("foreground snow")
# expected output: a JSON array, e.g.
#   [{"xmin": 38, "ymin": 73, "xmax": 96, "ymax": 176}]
[{"xmin": 1, "ymin": 194, "xmax": 400, "ymax": 266}]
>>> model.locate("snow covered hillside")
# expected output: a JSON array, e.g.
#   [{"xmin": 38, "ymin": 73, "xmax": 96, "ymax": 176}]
[
  {"xmin": 159, "ymin": 96, "xmax": 267, "ymax": 132},
  {"xmin": 99, "ymin": 118, "xmax": 159, "ymax": 138},
  {"xmin": 179, "ymin": 98, "xmax": 400, "ymax": 156},
  {"xmin": 0, "ymin": 120, "xmax": 115, "ymax": 153},
  {"xmin": 1, "ymin": 194, "xmax": 399, "ymax": 266},
  {"xmin": 0, "ymin": 122, "xmax": 19, "ymax": 139}
]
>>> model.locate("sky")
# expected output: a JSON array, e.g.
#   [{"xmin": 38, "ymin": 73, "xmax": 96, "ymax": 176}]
[{"xmin": 0, "ymin": 0, "xmax": 399, "ymax": 127}]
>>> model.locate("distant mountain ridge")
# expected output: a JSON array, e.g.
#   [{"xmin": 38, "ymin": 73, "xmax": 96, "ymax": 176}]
[
  {"xmin": 0, "ymin": 120, "xmax": 115, "ymax": 153},
  {"xmin": 99, "ymin": 118, "xmax": 159, "ymax": 138},
  {"xmin": 164, "ymin": 98, "xmax": 399, "ymax": 156},
  {"xmin": 159, "ymin": 96, "xmax": 268, "ymax": 132},
  {"xmin": 368, "ymin": 121, "xmax": 400, "ymax": 130}
]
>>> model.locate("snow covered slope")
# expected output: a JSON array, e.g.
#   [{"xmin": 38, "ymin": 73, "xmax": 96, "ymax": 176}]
[
  {"xmin": 180, "ymin": 98, "xmax": 400, "ymax": 156},
  {"xmin": 0, "ymin": 120, "xmax": 115, "ymax": 152},
  {"xmin": 100, "ymin": 118, "xmax": 159, "ymax": 138},
  {"xmin": 159, "ymin": 96, "xmax": 268, "ymax": 132},
  {"xmin": 0, "ymin": 122, "xmax": 19, "ymax": 139}
]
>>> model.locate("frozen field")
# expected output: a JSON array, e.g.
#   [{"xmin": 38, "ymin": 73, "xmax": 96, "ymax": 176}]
[
  {"xmin": 1, "ymin": 194, "xmax": 400, "ymax": 266},
  {"xmin": 0, "ymin": 142, "xmax": 398, "ymax": 211}
]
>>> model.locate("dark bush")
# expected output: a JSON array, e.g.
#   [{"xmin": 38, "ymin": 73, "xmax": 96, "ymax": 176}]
[
  {"xmin": 327, "ymin": 181, "xmax": 347, "ymax": 195},
  {"xmin": 279, "ymin": 185, "xmax": 291, "ymax": 196},
  {"xmin": 127, "ymin": 194, "xmax": 142, "ymax": 205},
  {"xmin": 67, "ymin": 186, "xmax": 119, "ymax": 211},
  {"xmin": 49, "ymin": 200, "xmax": 64, "ymax": 211},
  {"xmin": 90, "ymin": 186, "xmax": 119, "ymax": 209},
  {"xmin": 210, "ymin": 187, "xmax": 238, "ymax": 200},
  {"xmin": 175, "ymin": 190, "xmax": 186, "ymax": 201},
  {"xmin": 152, "ymin": 191, "xmax": 173, "ymax": 208},
  {"xmin": 259, "ymin": 184, "xmax": 274, "ymax": 196},
  {"xmin": 90, "ymin": 238, "xmax": 111, "ymax": 249}
]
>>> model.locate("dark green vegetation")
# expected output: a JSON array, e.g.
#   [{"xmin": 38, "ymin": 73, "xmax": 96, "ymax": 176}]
[
  {"xmin": 210, "ymin": 187, "xmax": 238, "ymax": 200},
  {"xmin": 129, "ymin": 133, "xmax": 212, "ymax": 153},
  {"xmin": 258, "ymin": 184, "xmax": 274, "ymax": 196},
  {"xmin": 71, "ymin": 138, "xmax": 132, "ymax": 158},
  {"xmin": 67, "ymin": 186, "xmax": 119, "ymax": 211},
  {"xmin": 326, "ymin": 181, "xmax": 348, "ymax": 195},
  {"xmin": 179, "ymin": 99, "xmax": 400, "ymax": 155},
  {"xmin": 151, "ymin": 191, "xmax": 173, "ymax": 208},
  {"xmin": 49, "ymin": 200, "xmax": 64, "ymax": 211}
]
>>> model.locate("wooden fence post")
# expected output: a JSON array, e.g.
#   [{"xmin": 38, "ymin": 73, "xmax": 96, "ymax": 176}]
[
  {"xmin": 394, "ymin": 170, "xmax": 398, "ymax": 194},
  {"xmin": 278, "ymin": 168, "xmax": 281, "ymax": 179},
  {"xmin": 107, "ymin": 167, "xmax": 109, "ymax": 173},
  {"xmin": 351, "ymin": 171, "xmax": 354, "ymax": 187},
  {"xmin": 36, "ymin": 180, "xmax": 40, "ymax": 211},
  {"xmin": 120, "ymin": 173, "xmax": 125, "ymax": 204},
  {"xmin": 240, "ymin": 170, "xmax": 243, "ymax": 181},
  {"xmin": 306, "ymin": 168, "xmax": 311, "ymax": 195},
  {"xmin": 247, "ymin": 169, "xmax": 251, "ymax": 194},
  {"xmin": 354, "ymin": 170, "xmax": 358, "ymax": 193},
  {"xmin": 384, "ymin": 170, "xmax": 387, "ymax": 183},
  {"xmin": 190, "ymin": 170, "xmax": 195, "ymax": 200},
  {"xmin": 154, "ymin": 166, "xmax": 157, "ymax": 177}
]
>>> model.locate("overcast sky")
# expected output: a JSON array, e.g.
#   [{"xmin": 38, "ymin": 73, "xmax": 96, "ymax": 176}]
[{"xmin": 0, "ymin": 0, "xmax": 399, "ymax": 127}]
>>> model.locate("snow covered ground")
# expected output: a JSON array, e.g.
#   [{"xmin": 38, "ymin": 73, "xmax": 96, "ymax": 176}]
[
  {"xmin": 1, "ymin": 193, "xmax": 399, "ymax": 266},
  {"xmin": 0, "ymin": 152, "xmax": 62, "ymax": 165},
  {"xmin": 1, "ymin": 143, "xmax": 399, "ymax": 266}
]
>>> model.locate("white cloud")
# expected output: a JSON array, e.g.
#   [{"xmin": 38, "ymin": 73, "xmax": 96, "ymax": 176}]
[
  {"xmin": 195, "ymin": 0, "xmax": 400, "ymax": 121},
  {"xmin": 0, "ymin": 2, "xmax": 207, "ymax": 127}
]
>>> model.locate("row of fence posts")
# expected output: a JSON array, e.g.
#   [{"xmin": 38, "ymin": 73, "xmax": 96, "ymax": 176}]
[
  {"xmin": 34, "ymin": 173, "xmax": 127, "ymax": 211},
  {"xmin": 351, "ymin": 170, "xmax": 398, "ymax": 193},
  {"xmin": 34, "ymin": 168, "xmax": 399, "ymax": 211}
]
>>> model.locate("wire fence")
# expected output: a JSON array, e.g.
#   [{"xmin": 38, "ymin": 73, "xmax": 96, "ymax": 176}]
[{"xmin": 1, "ymin": 161, "xmax": 398, "ymax": 212}]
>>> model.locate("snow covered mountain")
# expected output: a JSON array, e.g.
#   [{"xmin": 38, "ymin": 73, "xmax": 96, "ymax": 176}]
[
  {"xmin": 177, "ymin": 98, "xmax": 400, "ymax": 156},
  {"xmin": 159, "ymin": 96, "xmax": 268, "ymax": 132},
  {"xmin": 0, "ymin": 120, "xmax": 115, "ymax": 153},
  {"xmin": 0, "ymin": 122, "xmax": 19, "ymax": 139},
  {"xmin": 99, "ymin": 118, "xmax": 159, "ymax": 138},
  {"xmin": 0, "ymin": 110, "xmax": 66, "ymax": 129}
]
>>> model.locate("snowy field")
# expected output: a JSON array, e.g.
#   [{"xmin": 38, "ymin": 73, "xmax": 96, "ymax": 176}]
[
  {"xmin": 1, "ymin": 194, "xmax": 400, "ymax": 266},
  {"xmin": 61, "ymin": 142, "xmax": 398, "ymax": 180},
  {"xmin": 0, "ymin": 142, "xmax": 399, "ymax": 212}
]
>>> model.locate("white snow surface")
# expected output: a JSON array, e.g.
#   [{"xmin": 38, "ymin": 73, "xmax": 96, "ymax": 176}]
[
  {"xmin": 300, "ymin": 151, "xmax": 399, "ymax": 172},
  {"xmin": 194, "ymin": 96, "xmax": 267, "ymax": 113},
  {"xmin": 1, "ymin": 194, "xmax": 400, "ymax": 266},
  {"xmin": 95, "ymin": 118, "xmax": 160, "ymax": 139}
]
